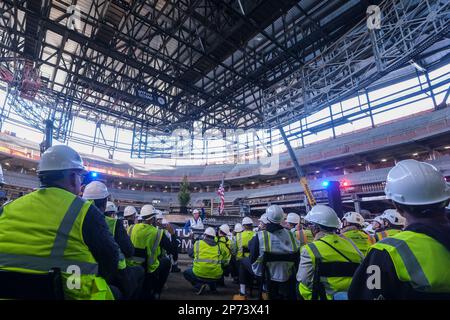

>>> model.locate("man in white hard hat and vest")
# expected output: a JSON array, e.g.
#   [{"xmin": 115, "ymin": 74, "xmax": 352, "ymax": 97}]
[
  {"xmin": 349, "ymin": 159, "xmax": 450, "ymax": 299},
  {"xmin": 375, "ymin": 209, "xmax": 405, "ymax": 241},
  {"xmin": 83, "ymin": 181, "xmax": 144, "ymax": 299},
  {"xmin": 233, "ymin": 205, "xmax": 299, "ymax": 300},
  {"xmin": 128, "ymin": 204, "xmax": 177, "ymax": 299},
  {"xmin": 297, "ymin": 205, "xmax": 364, "ymax": 300},
  {"xmin": 184, "ymin": 227, "xmax": 225, "ymax": 295},
  {"xmin": 217, "ymin": 224, "xmax": 232, "ymax": 286},
  {"xmin": 0, "ymin": 145, "xmax": 120, "ymax": 300},
  {"xmin": 340, "ymin": 211, "xmax": 375, "ymax": 256},
  {"xmin": 123, "ymin": 205, "xmax": 138, "ymax": 231},
  {"xmin": 184, "ymin": 209, "xmax": 204, "ymax": 239}
]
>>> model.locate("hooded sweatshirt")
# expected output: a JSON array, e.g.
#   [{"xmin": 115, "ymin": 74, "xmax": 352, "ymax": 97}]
[{"xmin": 348, "ymin": 221, "xmax": 450, "ymax": 300}]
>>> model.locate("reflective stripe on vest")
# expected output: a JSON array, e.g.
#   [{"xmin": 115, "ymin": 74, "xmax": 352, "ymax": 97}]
[
  {"xmin": 193, "ymin": 240, "xmax": 223, "ymax": 279},
  {"xmin": 338, "ymin": 234, "xmax": 364, "ymax": 259},
  {"xmin": 51, "ymin": 197, "xmax": 85, "ymax": 257},
  {"xmin": 148, "ymin": 228, "xmax": 164, "ymax": 267},
  {"xmin": 378, "ymin": 237, "xmax": 430, "ymax": 290},
  {"xmin": 194, "ymin": 241, "xmax": 221, "ymax": 264}
]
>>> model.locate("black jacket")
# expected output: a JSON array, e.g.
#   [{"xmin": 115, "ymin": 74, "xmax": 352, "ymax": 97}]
[{"xmin": 348, "ymin": 221, "xmax": 450, "ymax": 300}]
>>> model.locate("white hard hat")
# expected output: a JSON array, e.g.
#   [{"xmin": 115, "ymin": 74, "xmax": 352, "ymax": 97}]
[
  {"xmin": 193, "ymin": 209, "xmax": 200, "ymax": 215},
  {"xmin": 286, "ymin": 212, "xmax": 300, "ymax": 225},
  {"xmin": 105, "ymin": 201, "xmax": 118, "ymax": 213},
  {"xmin": 124, "ymin": 206, "xmax": 137, "ymax": 217},
  {"xmin": 382, "ymin": 209, "xmax": 406, "ymax": 226},
  {"xmin": 342, "ymin": 211, "xmax": 365, "ymax": 227},
  {"xmin": 37, "ymin": 145, "xmax": 85, "ymax": 172},
  {"xmin": 204, "ymin": 227, "xmax": 216, "ymax": 237},
  {"xmin": 140, "ymin": 204, "xmax": 156, "ymax": 219},
  {"xmin": 219, "ymin": 224, "xmax": 231, "ymax": 236},
  {"xmin": 258, "ymin": 213, "xmax": 269, "ymax": 224},
  {"xmin": 161, "ymin": 218, "xmax": 168, "ymax": 225},
  {"xmin": 82, "ymin": 181, "xmax": 110, "ymax": 200},
  {"xmin": 385, "ymin": 159, "xmax": 450, "ymax": 206},
  {"xmin": 266, "ymin": 204, "xmax": 284, "ymax": 224},
  {"xmin": 234, "ymin": 223, "xmax": 244, "ymax": 233},
  {"xmin": 304, "ymin": 205, "xmax": 340, "ymax": 228},
  {"xmin": 242, "ymin": 217, "xmax": 253, "ymax": 225}
]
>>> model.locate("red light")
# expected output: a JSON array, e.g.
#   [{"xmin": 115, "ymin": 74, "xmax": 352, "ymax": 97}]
[{"xmin": 342, "ymin": 181, "xmax": 349, "ymax": 187}]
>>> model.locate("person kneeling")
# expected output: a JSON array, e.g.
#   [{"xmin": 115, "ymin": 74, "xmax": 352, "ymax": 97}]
[{"xmin": 184, "ymin": 227, "xmax": 223, "ymax": 295}]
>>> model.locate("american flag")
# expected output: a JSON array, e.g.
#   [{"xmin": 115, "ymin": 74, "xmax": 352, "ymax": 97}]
[{"xmin": 217, "ymin": 178, "xmax": 225, "ymax": 215}]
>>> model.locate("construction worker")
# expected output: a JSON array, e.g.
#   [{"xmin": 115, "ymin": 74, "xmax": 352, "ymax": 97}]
[
  {"xmin": 184, "ymin": 227, "xmax": 223, "ymax": 295},
  {"xmin": 233, "ymin": 223, "xmax": 244, "ymax": 235},
  {"xmin": 128, "ymin": 204, "xmax": 177, "ymax": 299},
  {"xmin": 0, "ymin": 145, "xmax": 120, "ymax": 299},
  {"xmin": 156, "ymin": 213, "xmax": 181, "ymax": 273},
  {"xmin": 369, "ymin": 215, "xmax": 384, "ymax": 234},
  {"xmin": 184, "ymin": 209, "xmax": 204, "ymax": 234},
  {"xmin": 124, "ymin": 205, "xmax": 138, "ymax": 231},
  {"xmin": 217, "ymin": 224, "xmax": 232, "ymax": 285},
  {"xmin": 82, "ymin": 181, "xmax": 144, "ymax": 300},
  {"xmin": 235, "ymin": 217, "xmax": 255, "ymax": 260},
  {"xmin": 375, "ymin": 209, "xmax": 405, "ymax": 241},
  {"xmin": 285, "ymin": 212, "xmax": 300, "ymax": 232},
  {"xmin": 233, "ymin": 205, "xmax": 299, "ymax": 300},
  {"xmin": 297, "ymin": 205, "xmax": 364, "ymax": 300},
  {"xmin": 257, "ymin": 214, "xmax": 269, "ymax": 231},
  {"xmin": 230, "ymin": 223, "xmax": 243, "ymax": 283},
  {"xmin": 105, "ymin": 201, "xmax": 118, "ymax": 218},
  {"xmin": 349, "ymin": 159, "xmax": 450, "ymax": 299},
  {"xmin": 340, "ymin": 211, "xmax": 376, "ymax": 256}
]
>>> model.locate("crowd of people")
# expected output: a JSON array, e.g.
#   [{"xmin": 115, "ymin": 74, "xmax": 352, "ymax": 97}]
[{"xmin": 0, "ymin": 145, "xmax": 449, "ymax": 300}]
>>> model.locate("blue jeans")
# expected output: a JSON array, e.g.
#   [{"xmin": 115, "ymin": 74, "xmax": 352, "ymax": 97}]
[{"xmin": 183, "ymin": 268, "xmax": 218, "ymax": 290}]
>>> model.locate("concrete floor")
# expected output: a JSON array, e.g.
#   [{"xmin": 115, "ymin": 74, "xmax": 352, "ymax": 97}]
[{"xmin": 161, "ymin": 254, "xmax": 240, "ymax": 300}]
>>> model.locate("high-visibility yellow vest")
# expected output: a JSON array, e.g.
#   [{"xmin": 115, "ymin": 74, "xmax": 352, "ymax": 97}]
[
  {"xmin": 342, "ymin": 229, "xmax": 375, "ymax": 256},
  {"xmin": 295, "ymin": 228, "xmax": 314, "ymax": 247},
  {"xmin": 236, "ymin": 230, "xmax": 254, "ymax": 259},
  {"xmin": 192, "ymin": 240, "xmax": 223, "ymax": 280},
  {"xmin": 370, "ymin": 231, "xmax": 450, "ymax": 294},
  {"xmin": 128, "ymin": 223, "xmax": 163, "ymax": 273},
  {"xmin": 105, "ymin": 216, "xmax": 127, "ymax": 270},
  {"xmin": 298, "ymin": 233, "xmax": 364, "ymax": 300},
  {"xmin": 376, "ymin": 229, "xmax": 402, "ymax": 241},
  {"xmin": 216, "ymin": 236, "xmax": 231, "ymax": 265},
  {"xmin": 0, "ymin": 188, "xmax": 114, "ymax": 300}
]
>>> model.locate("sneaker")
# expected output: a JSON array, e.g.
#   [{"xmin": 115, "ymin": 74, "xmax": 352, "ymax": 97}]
[
  {"xmin": 195, "ymin": 284, "xmax": 208, "ymax": 295},
  {"xmin": 171, "ymin": 265, "xmax": 181, "ymax": 273},
  {"xmin": 232, "ymin": 293, "xmax": 247, "ymax": 300}
]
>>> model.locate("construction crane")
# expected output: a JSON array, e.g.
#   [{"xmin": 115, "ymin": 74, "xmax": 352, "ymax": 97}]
[{"xmin": 278, "ymin": 126, "xmax": 316, "ymax": 208}]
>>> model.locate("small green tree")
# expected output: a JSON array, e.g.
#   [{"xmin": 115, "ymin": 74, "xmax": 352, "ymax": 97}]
[{"xmin": 178, "ymin": 175, "xmax": 191, "ymax": 214}]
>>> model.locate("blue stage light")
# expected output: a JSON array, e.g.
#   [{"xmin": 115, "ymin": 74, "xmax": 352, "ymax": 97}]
[
  {"xmin": 91, "ymin": 172, "xmax": 98, "ymax": 178},
  {"xmin": 322, "ymin": 181, "xmax": 329, "ymax": 187}
]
